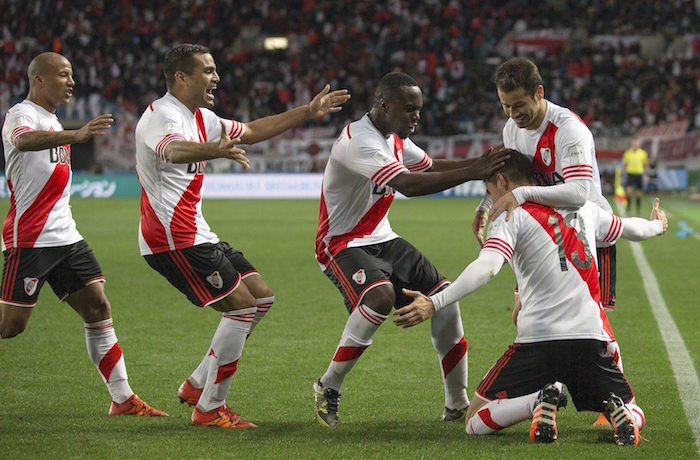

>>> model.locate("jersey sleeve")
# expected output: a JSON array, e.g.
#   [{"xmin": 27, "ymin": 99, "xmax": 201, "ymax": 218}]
[
  {"xmin": 591, "ymin": 202, "xmax": 623, "ymax": 244},
  {"xmin": 556, "ymin": 120, "xmax": 595, "ymax": 182},
  {"xmin": 199, "ymin": 108, "xmax": 246, "ymax": 143},
  {"xmin": 145, "ymin": 108, "xmax": 186, "ymax": 161},
  {"xmin": 402, "ymin": 137, "xmax": 432, "ymax": 172},
  {"xmin": 337, "ymin": 136, "xmax": 409, "ymax": 187},
  {"xmin": 6, "ymin": 104, "xmax": 38, "ymax": 144},
  {"xmin": 481, "ymin": 212, "xmax": 518, "ymax": 262}
]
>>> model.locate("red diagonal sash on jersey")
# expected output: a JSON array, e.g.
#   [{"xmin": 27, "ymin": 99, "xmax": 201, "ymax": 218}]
[
  {"xmin": 533, "ymin": 122, "xmax": 558, "ymax": 178},
  {"xmin": 326, "ymin": 194, "xmax": 394, "ymax": 261},
  {"xmin": 171, "ymin": 174, "xmax": 203, "ymax": 250},
  {"xmin": 139, "ymin": 183, "xmax": 170, "ymax": 253},
  {"xmin": 522, "ymin": 202, "xmax": 600, "ymax": 303},
  {"xmin": 14, "ymin": 162, "xmax": 70, "ymax": 247}
]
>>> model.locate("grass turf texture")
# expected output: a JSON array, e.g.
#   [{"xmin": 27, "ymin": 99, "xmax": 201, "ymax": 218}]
[{"xmin": 0, "ymin": 196, "xmax": 698, "ymax": 459}]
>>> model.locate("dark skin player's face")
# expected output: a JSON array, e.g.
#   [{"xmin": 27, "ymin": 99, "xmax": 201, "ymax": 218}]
[{"xmin": 382, "ymin": 85, "xmax": 422, "ymax": 139}]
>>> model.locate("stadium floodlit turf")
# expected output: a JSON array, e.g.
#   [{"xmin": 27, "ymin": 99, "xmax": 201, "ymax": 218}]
[{"xmin": 0, "ymin": 196, "xmax": 698, "ymax": 459}]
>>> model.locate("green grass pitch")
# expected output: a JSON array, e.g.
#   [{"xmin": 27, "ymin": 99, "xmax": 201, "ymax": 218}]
[{"xmin": 0, "ymin": 196, "xmax": 698, "ymax": 459}]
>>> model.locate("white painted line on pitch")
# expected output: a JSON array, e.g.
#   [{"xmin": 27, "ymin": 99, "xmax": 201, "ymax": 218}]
[{"xmin": 617, "ymin": 202, "xmax": 700, "ymax": 453}]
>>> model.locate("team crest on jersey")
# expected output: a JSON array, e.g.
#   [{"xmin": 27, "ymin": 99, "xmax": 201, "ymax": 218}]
[
  {"xmin": 539, "ymin": 147, "xmax": 552, "ymax": 166},
  {"xmin": 206, "ymin": 271, "xmax": 223, "ymax": 289},
  {"xmin": 23, "ymin": 277, "xmax": 39, "ymax": 296},
  {"xmin": 352, "ymin": 269, "xmax": 367, "ymax": 285}
]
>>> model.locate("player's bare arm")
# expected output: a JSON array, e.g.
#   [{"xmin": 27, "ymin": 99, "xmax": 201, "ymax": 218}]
[
  {"xmin": 388, "ymin": 150, "xmax": 510, "ymax": 197},
  {"xmin": 241, "ymin": 84, "xmax": 350, "ymax": 145},
  {"xmin": 393, "ymin": 288, "xmax": 436, "ymax": 328},
  {"xmin": 166, "ymin": 122, "xmax": 249, "ymax": 168},
  {"xmin": 14, "ymin": 113, "xmax": 113, "ymax": 151}
]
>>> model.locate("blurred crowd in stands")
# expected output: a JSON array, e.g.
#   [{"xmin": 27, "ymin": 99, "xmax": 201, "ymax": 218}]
[{"xmin": 2, "ymin": 0, "xmax": 700, "ymax": 139}]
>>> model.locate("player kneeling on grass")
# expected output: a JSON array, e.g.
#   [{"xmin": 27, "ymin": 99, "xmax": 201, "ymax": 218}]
[
  {"xmin": 394, "ymin": 149, "xmax": 667, "ymax": 446},
  {"xmin": 0, "ymin": 52, "xmax": 165, "ymax": 416}
]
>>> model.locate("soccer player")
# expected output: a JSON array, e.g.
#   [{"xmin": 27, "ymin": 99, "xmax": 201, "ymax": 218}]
[
  {"xmin": 473, "ymin": 57, "xmax": 618, "ymax": 312},
  {"xmin": 312, "ymin": 71, "xmax": 509, "ymax": 427},
  {"xmin": 0, "ymin": 52, "xmax": 166, "ymax": 417},
  {"xmin": 622, "ymin": 137, "xmax": 649, "ymax": 215},
  {"xmin": 395, "ymin": 149, "xmax": 667, "ymax": 446},
  {"xmin": 135, "ymin": 43, "xmax": 349, "ymax": 429}
]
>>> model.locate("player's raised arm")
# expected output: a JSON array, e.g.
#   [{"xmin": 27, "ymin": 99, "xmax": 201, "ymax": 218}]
[{"xmin": 241, "ymin": 84, "xmax": 350, "ymax": 145}]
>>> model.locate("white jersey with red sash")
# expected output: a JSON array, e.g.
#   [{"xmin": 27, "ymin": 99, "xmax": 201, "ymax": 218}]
[
  {"xmin": 481, "ymin": 200, "xmax": 623, "ymax": 343},
  {"xmin": 1, "ymin": 99, "xmax": 81, "ymax": 249},
  {"xmin": 502, "ymin": 100, "xmax": 609, "ymax": 211},
  {"xmin": 315, "ymin": 114, "xmax": 432, "ymax": 270},
  {"xmin": 135, "ymin": 93, "xmax": 245, "ymax": 255}
]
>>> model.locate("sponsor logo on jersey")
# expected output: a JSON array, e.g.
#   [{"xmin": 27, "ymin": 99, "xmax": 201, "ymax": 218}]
[
  {"xmin": 539, "ymin": 147, "xmax": 552, "ymax": 166},
  {"xmin": 352, "ymin": 269, "xmax": 366, "ymax": 285},
  {"xmin": 206, "ymin": 271, "xmax": 223, "ymax": 289},
  {"xmin": 187, "ymin": 160, "xmax": 206, "ymax": 174},
  {"xmin": 23, "ymin": 277, "xmax": 39, "ymax": 296}
]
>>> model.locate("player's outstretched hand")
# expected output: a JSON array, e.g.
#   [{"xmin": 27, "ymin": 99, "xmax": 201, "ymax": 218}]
[
  {"xmin": 650, "ymin": 197, "xmax": 668, "ymax": 233},
  {"xmin": 76, "ymin": 113, "xmax": 113, "ymax": 143},
  {"xmin": 308, "ymin": 84, "xmax": 351, "ymax": 118},
  {"xmin": 489, "ymin": 191, "xmax": 518, "ymax": 222},
  {"xmin": 472, "ymin": 210, "xmax": 488, "ymax": 247},
  {"xmin": 393, "ymin": 288, "xmax": 436, "ymax": 328},
  {"xmin": 219, "ymin": 121, "xmax": 249, "ymax": 169}
]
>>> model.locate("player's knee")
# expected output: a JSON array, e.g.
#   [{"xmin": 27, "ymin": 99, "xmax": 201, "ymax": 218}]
[
  {"xmin": 0, "ymin": 318, "xmax": 27, "ymax": 338},
  {"xmin": 83, "ymin": 296, "xmax": 112, "ymax": 322},
  {"xmin": 216, "ymin": 287, "xmax": 256, "ymax": 311},
  {"xmin": 363, "ymin": 285, "xmax": 395, "ymax": 315}
]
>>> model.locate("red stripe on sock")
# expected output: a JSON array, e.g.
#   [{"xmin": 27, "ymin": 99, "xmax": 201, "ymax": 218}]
[
  {"xmin": 333, "ymin": 345, "xmax": 367, "ymax": 362},
  {"xmin": 99, "ymin": 343, "xmax": 123, "ymax": 383},
  {"xmin": 441, "ymin": 336, "xmax": 467, "ymax": 377},
  {"xmin": 478, "ymin": 407, "xmax": 504, "ymax": 431},
  {"xmin": 215, "ymin": 359, "xmax": 239, "ymax": 384}
]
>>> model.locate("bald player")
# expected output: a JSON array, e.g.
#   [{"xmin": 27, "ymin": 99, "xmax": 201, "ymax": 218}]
[{"xmin": 1, "ymin": 52, "xmax": 166, "ymax": 417}]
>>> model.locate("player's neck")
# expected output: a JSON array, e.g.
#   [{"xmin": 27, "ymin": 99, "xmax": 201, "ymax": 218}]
[
  {"xmin": 367, "ymin": 110, "xmax": 390, "ymax": 137},
  {"xmin": 27, "ymin": 91, "xmax": 57, "ymax": 114}
]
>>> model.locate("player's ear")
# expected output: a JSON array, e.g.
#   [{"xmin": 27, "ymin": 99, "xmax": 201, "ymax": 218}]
[
  {"xmin": 535, "ymin": 85, "xmax": 544, "ymax": 100},
  {"xmin": 174, "ymin": 70, "xmax": 187, "ymax": 86},
  {"xmin": 497, "ymin": 173, "xmax": 508, "ymax": 191}
]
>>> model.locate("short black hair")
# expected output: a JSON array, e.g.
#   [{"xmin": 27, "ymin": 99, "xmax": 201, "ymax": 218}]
[
  {"xmin": 374, "ymin": 72, "xmax": 418, "ymax": 101},
  {"xmin": 493, "ymin": 57, "xmax": 543, "ymax": 96},
  {"xmin": 164, "ymin": 43, "xmax": 211, "ymax": 90},
  {"xmin": 486, "ymin": 149, "xmax": 534, "ymax": 185}
]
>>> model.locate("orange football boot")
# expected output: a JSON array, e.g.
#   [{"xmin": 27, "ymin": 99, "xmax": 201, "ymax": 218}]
[{"xmin": 109, "ymin": 394, "xmax": 168, "ymax": 416}]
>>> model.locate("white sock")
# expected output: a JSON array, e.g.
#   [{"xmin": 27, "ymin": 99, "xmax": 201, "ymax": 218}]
[
  {"xmin": 626, "ymin": 401, "xmax": 645, "ymax": 430},
  {"xmin": 431, "ymin": 302, "xmax": 469, "ymax": 410},
  {"xmin": 85, "ymin": 319, "xmax": 133, "ymax": 404},
  {"xmin": 466, "ymin": 392, "xmax": 540, "ymax": 435},
  {"xmin": 197, "ymin": 308, "xmax": 255, "ymax": 413},
  {"xmin": 320, "ymin": 304, "xmax": 387, "ymax": 392},
  {"xmin": 247, "ymin": 295, "xmax": 274, "ymax": 338},
  {"xmin": 188, "ymin": 350, "xmax": 210, "ymax": 389}
]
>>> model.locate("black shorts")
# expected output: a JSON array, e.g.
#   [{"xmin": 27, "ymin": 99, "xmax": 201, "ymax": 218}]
[
  {"xmin": 323, "ymin": 238, "xmax": 448, "ymax": 313},
  {"xmin": 475, "ymin": 339, "xmax": 634, "ymax": 412},
  {"xmin": 1, "ymin": 240, "xmax": 104, "ymax": 307},
  {"xmin": 144, "ymin": 241, "xmax": 256, "ymax": 307},
  {"xmin": 597, "ymin": 245, "xmax": 616, "ymax": 310},
  {"xmin": 625, "ymin": 174, "xmax": 643, "ymax": 190}
]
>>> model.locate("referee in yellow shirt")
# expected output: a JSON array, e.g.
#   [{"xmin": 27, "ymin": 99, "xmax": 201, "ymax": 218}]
[{"xmin": 622, "ymin": 137, "xmax": 649, "ymax": 215}]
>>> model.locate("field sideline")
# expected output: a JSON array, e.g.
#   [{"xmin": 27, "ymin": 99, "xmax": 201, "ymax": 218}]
[{"xmin": 0, "ymin": 196, "xmax": 698, "ymax": 459}]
